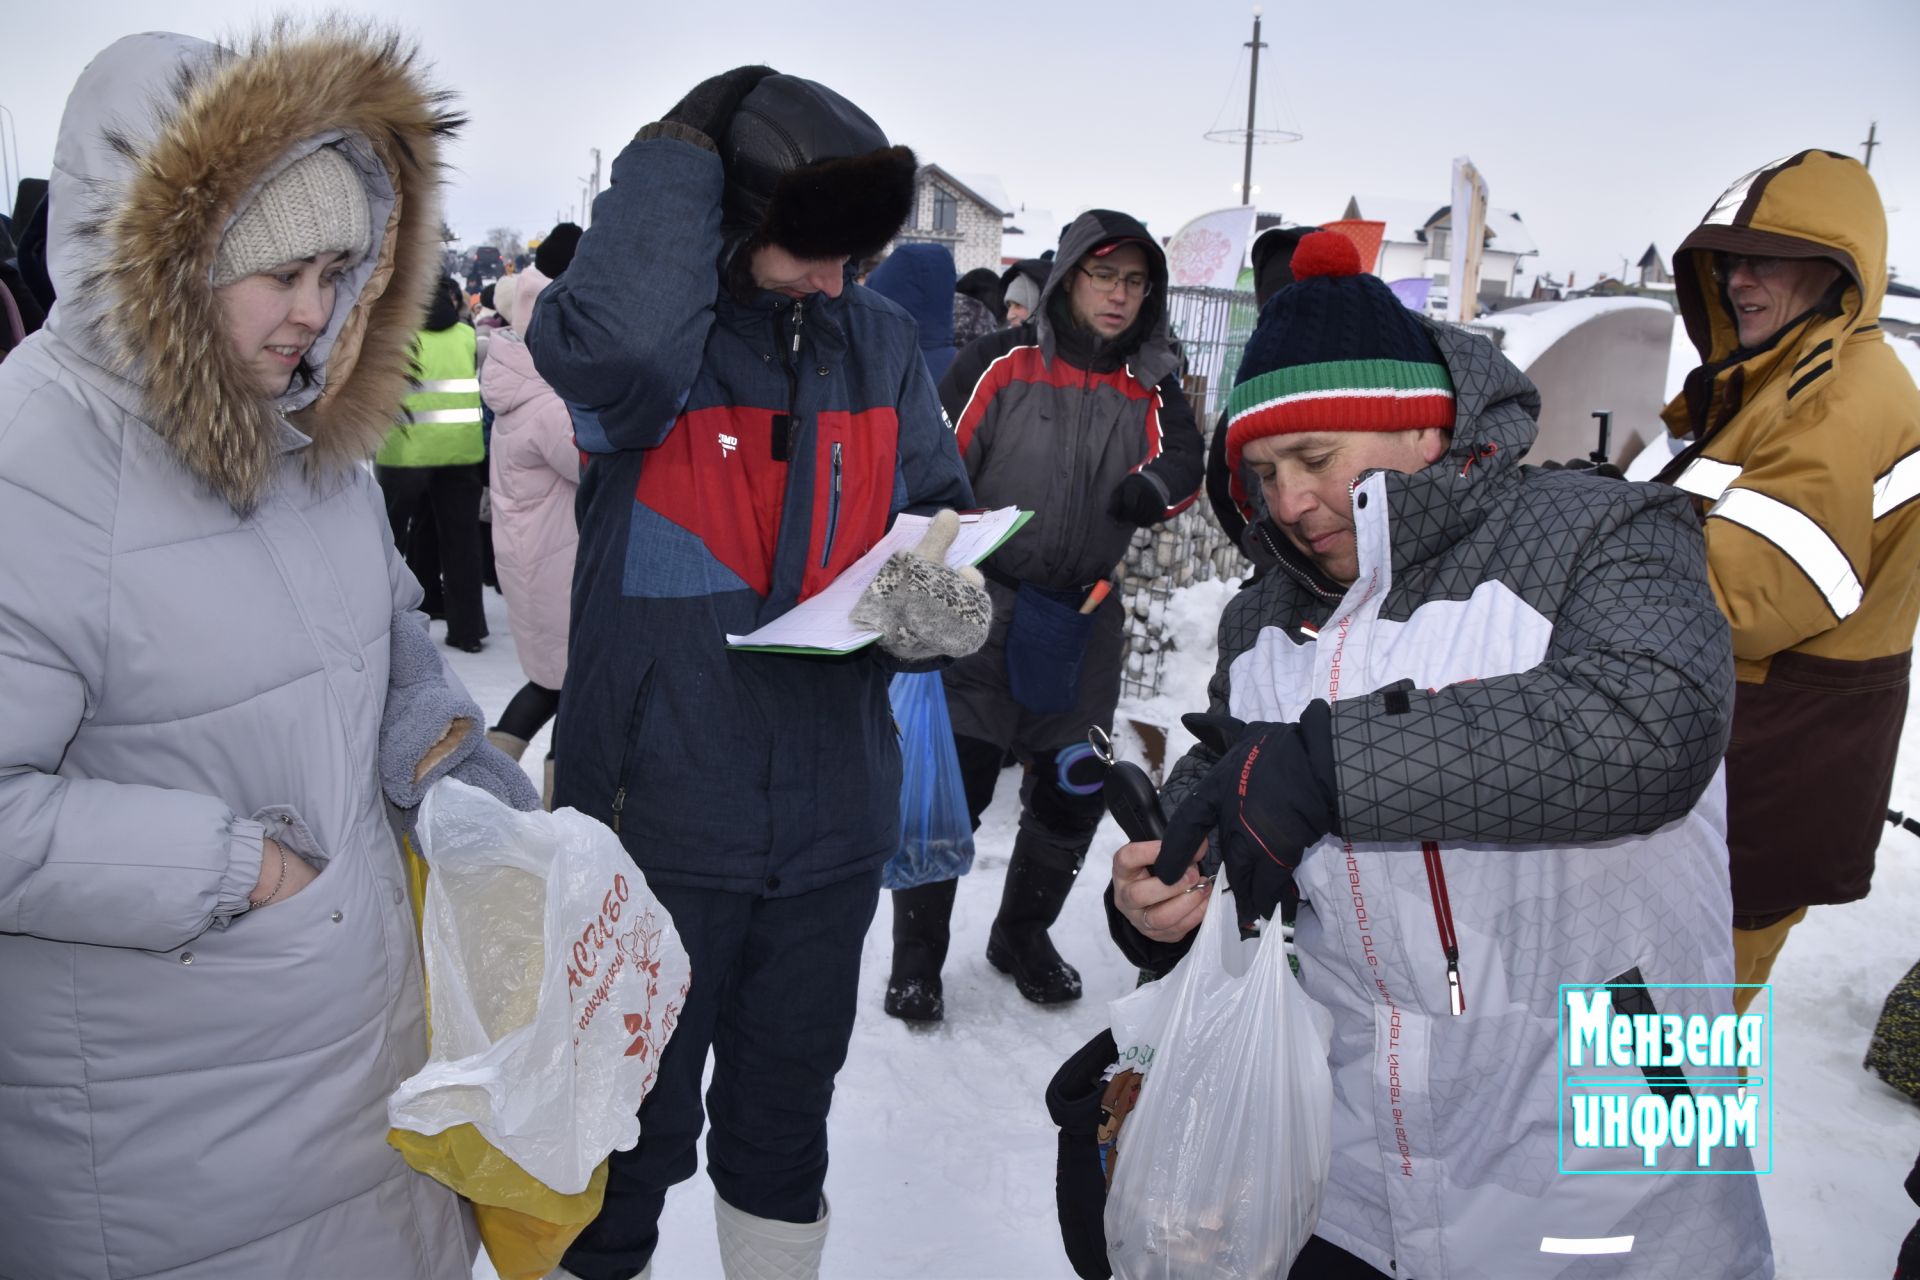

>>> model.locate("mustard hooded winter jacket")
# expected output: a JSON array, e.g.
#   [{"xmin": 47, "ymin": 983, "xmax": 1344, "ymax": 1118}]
[{"xmin": 1658, "ymin": 149, "xmax": 1920, "ymax": 919}]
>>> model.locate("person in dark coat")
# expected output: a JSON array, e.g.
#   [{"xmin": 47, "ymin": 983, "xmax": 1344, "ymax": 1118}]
[
  {"xmin": 999, "ymin": 257, "xmax": 1050, "ymax": 326},
  {"xmin": 527, "ymin": 67, "xmax": 980, "ymax": 1280},
  {"xmin": 954, "ymin": 266, "xmax": 1005, "ymax": 347},
  {"xmin": 867, "ymin": 242, "xmax": 959, "ymax": 383},
  {"xmin": 883, "ymin": 211, "xmax": 1205, "ymax": 1022}
]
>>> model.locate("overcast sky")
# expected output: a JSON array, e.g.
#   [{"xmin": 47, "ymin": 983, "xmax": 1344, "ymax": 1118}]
[{"xmin": 8, "ymin": 0, "xmax": 1917, "ymax": 289}]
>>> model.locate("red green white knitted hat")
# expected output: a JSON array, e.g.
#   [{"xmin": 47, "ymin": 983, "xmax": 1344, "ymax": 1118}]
[{"xmin": 1224, "ymin": 230, "xmax": 1454, "ymax": 475}]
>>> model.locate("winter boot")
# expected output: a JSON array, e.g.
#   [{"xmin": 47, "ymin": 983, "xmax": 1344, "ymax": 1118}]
[
  {"xmin": 884, "ymin": 878, "xmax": 958, "ymax": 1022},
  {"xmin": 986, "ymin": 836, "xmax": 1084, "ymax": 1005},
  {"xmin": 715, "ymin": 1192, "xmax": 829, "ymax": 1280},
  {"xmin": 485, "ymin": 728, "xmax": 529, "ymax": 763}
]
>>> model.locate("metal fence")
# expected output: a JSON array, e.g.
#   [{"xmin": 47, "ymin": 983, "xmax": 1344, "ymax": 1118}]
[{"xmin": 1115, "ymin": 285, "xmax": 1261, "ymax": 702}]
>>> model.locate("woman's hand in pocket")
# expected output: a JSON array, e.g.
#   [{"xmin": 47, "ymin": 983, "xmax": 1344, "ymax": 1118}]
[{"xmin": 251, "ymin": 836, "xmax": 319, "ymax": 909}]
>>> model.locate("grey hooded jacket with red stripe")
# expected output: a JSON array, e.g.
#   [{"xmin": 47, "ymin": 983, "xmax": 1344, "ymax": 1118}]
[{"xmin": 938, "ymin": 210, "xmax": 1203, "ymax": 589}]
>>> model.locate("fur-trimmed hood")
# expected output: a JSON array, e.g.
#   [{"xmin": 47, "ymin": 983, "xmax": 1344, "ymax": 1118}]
[{"xmin": 46, "ymin": 25, "xmax": 460, "ymax": 512}]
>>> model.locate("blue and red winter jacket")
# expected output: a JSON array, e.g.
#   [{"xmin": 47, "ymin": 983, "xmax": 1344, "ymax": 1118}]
[{"xmin": 527, "ymin": 134, "xmax": 973, "ymax": 896}]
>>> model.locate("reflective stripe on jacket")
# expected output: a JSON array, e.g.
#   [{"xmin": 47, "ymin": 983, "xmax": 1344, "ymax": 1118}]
[
  {"xmin": 379, "ymin": 324, "xmax": 484, "ymax": 466},
  {"xmin": 1658, "ymin": 149, "xmax": 1920, "ymax": 913}
]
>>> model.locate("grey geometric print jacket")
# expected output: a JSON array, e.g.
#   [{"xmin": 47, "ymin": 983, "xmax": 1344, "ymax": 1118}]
[{"xmin": 1141, "ymin": 319, "xmax": 1774, "ymax": 1278}]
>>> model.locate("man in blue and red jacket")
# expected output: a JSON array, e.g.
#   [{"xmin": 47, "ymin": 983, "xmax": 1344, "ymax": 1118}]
[{"xmin": 528, "ymin": 68, "xmax": 975, "ymax": 1280}]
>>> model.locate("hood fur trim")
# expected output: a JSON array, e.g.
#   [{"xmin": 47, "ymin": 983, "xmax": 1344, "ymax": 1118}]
[{"xmin": 81, "ymin": 22, "xmax": 461, "ymax": 513}]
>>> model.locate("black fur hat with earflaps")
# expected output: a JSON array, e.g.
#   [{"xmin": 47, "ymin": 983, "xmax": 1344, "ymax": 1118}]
[{"xmin": 719, "ymin": 74, "xmax": 916, "ymax": 264}]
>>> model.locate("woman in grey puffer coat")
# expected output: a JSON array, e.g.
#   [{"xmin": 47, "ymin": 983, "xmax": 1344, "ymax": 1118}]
[{"xmin": 0, "ymin": 25, "xmax": 535, "ymax": 1280}]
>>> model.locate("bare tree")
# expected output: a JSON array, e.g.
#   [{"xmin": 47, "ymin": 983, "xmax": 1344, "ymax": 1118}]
[{"xmin": 485, "ymin": 226, "xmax": 526, "ymax": 260}]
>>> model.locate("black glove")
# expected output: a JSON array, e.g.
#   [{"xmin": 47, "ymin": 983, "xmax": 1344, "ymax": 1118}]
[
  {"xmin": 1540, "ymin": 457, "xmax": 1625, "ymax": 480},
  {"xmin": 1108, "ymin": 473, "xmax": 1166, "ymax": 527},
  {"xmin": 1152, "ymin": 702, "xmax": 1338, "ymax": 931},
  {"xmin": 660, "ymin": 65, "xmax": 778, "ymax": 147}
]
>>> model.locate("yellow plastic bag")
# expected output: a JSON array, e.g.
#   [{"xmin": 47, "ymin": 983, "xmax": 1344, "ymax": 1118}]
[{"xmin": 387, "ymin": 831, "xmax": 609, "ymax": 1280}]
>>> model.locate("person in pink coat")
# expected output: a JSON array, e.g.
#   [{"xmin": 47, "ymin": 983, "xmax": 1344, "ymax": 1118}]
[{"xmin": 481, "ymin": 233, "xmax": 582, "ymax": 803}]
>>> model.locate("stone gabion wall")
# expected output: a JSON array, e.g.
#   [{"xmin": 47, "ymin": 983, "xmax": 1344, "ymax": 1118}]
[
  {"xmin": 1112, "ymin": 283, "xmax": 1261, "ymax": 702},
  {"xmin": 1116, "ymin": 480, "xmax": 1244, "ymax": 703}
]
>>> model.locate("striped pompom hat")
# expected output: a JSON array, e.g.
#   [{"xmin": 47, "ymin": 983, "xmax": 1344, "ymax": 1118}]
[{"xmin": 1224, "ymin": 230, "xmax": 1454, "ymax": 475}]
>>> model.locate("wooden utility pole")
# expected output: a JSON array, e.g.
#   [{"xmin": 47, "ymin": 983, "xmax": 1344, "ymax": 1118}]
[
  {"xmin": 1862, "ymin": 121, "xmax": 1880, "ymax": 171},
  {"xmin": 1241, "ymin": 11, "xmax": 1267, "ymax": 206}
]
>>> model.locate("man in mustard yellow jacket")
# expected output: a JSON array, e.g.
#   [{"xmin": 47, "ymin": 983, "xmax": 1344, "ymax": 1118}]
[{"xmin": 1657, "ymin": 150, "xmax": 1920, "ymax": 1013}]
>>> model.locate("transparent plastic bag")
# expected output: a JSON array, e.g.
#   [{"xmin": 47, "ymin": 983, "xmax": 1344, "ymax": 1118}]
[
  {"xmin": 881, "ymin": 671, "xmax": 975, "ymax": 890},
  {"xmin": 1103, "ymin": 887, "xmax": 1332, "ymax": 1280},
  {"xmin": 388, "ymin": 778, "xmax": 690, "ymax": 1197}
]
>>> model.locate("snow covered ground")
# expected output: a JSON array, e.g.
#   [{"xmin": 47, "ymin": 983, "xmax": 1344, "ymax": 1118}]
[{"xmin": 451, "ymin": 562, "xmax": 1920, "ymax": 1279}]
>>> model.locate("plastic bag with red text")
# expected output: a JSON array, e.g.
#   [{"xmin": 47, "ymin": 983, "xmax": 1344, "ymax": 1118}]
[{"xmin": 389, "ymin": 778, "xmax": 690, "ymax": 1196}]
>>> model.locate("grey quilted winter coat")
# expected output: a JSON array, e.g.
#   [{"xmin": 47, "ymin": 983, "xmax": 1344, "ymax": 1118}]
[
  {"xmin": 1151, "ymin": 320, "xmax": 1774, "ymax": 1278},
  {"xmin": 0, "ymin": 31, "xmax": 476, "ymax": 1280}
]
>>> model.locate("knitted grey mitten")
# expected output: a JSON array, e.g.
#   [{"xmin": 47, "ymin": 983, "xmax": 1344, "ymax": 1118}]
[{"xmin": 851, "ymin": 510, "xmax": 992, "ymax": 661}]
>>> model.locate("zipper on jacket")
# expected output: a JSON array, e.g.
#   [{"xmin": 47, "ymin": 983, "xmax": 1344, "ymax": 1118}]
[
  {"xmin": 1257, "ymin": 523, "xmax": 1344, "ymax": 603},
  {"xmin": 821, "ymin": 440, "xmax": 843, "ymax": 568},
  {"xmin": 772, "ymin": 300, "xmax": 805, "ymax": 462},
  {"xmin": 1421, "ymin": 840, "xmax": 1466, "ymax": 1015},
  {"xmin": 609, "ymin": 667, "xmax": 654, "ymax": 833}
]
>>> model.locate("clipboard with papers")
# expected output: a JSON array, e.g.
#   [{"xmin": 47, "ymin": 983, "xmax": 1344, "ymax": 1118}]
[{"xmin": 724, "ymin": 507, "xmax": 1031, "ymax": 655}]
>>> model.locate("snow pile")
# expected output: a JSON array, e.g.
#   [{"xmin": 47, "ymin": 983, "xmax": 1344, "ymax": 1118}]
[{"xmin": 1468, "ymin": 295, "xmax": 1672, "ymax": 372}]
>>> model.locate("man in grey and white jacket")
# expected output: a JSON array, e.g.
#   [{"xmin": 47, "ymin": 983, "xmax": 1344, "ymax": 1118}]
[{"xmin": 1110, "ymin": 231, "xmax": 1772, "ymax": 1278}]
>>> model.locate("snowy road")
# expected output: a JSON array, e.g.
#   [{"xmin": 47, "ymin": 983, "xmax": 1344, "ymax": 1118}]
[{"xmin": 450, "ymin": 579, "xmax": 1920, "ymax": 1280}]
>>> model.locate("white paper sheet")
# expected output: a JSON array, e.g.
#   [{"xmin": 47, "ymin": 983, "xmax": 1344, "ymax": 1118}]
[{"xmin": 724, "ymin": 507, "xmax": 1029, "ymax": 653}]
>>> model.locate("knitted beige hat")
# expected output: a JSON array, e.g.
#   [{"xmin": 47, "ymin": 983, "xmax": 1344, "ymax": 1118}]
[{"xmin": 212, "ymin": 146, "xmax": 371, "ymax": 287}]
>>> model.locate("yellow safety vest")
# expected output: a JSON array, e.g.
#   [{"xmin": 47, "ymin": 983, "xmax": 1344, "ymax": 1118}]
[{"xmin": 378, "ymin": 324, "xmax": 484, "ymax": 467}]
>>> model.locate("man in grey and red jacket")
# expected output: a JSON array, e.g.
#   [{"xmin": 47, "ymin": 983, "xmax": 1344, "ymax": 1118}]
[{"xmin": 883, "ymin": 210, "xmax": 1204, "ymax": 1022}]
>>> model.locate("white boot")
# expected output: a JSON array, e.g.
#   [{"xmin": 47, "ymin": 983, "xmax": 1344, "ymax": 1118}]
[{"xmin": 714, "ymin": 1192, "xmax": 829, "ymax": 1280}]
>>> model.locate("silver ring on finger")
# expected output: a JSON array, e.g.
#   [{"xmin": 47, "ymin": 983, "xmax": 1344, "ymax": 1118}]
[{"xmin": 1137, "ymin": 905, "xmax": 1151, "ymax": 931}]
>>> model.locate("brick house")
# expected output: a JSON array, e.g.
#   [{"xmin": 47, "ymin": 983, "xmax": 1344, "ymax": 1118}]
[{"xmin": 892, "ymin": 164, "xmax": 1008, "ymax": 275}]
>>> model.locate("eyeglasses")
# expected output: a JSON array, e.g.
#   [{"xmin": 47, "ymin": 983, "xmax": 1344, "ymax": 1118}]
[
  {"xmin": 1078, "ymin": 265, "xmax": 1153, "ymax": 297},
  {"xmin": 1710, "ymin": 253, "xmax": 1789, "ymax": 284}
]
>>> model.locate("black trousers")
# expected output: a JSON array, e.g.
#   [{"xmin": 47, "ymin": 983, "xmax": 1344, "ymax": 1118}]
[
  {"xmin": 561, "ymin": 871, "xmax": 881, "ymax": 1279},
  {"xmin": 377, "ymin": 463, "xmax": 487, "ymax": 648}
]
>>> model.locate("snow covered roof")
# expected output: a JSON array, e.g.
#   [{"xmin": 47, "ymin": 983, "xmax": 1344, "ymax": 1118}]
[
  {"xmin": 1340, "ymin": 195, "xmax": 1537, "ymax": 257},
  {"xmin": 1340, "ymin": 195, "xmax": 1446, "ymax": 245},
  {"xmin": 1000, "ymin": 207, "xmax": 1057, "ymax": 263},
  {"xmin": 948, "ymin": 170, "xmax": 1014, "ymax": 220},
  {"xmin": 919, "ymin": 164, "xmax": 1009, "ymax": 217}
]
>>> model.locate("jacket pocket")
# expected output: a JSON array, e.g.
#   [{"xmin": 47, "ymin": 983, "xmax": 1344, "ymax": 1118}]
[
  {"xmin": 610, "ymin": 660, "xmax": 656, "ymax": 834},
  {"xmin": 1602, "ymin": 965, "xmax": 1692, "ymax": 1102},
  {"xmin": 251, "ymin": 803, "xmax": 332, "ymax": 871}
]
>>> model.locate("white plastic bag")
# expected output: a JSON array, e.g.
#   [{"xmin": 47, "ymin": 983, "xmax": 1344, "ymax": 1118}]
[
  {"xmin": 1103, "ymin": 888, "xmax": 1332, "ymax": 1280},
  {"xmin": 388, "ymin": 778, "xmax": 690, "ymax": 1195}
]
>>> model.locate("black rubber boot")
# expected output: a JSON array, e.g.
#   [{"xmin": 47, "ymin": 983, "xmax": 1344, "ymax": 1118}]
[
  {"xmin": 885, "ymin": 878, "xmax": 958, "ymax": 1022},
  {"xmin": 986, "ymin": 836, "xmax": 1084, "ymax": 1005}
]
